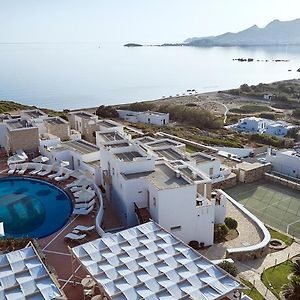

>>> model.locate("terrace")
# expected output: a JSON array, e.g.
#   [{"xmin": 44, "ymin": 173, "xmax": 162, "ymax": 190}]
[
  {"xmin": 22, "ymin": 109, "xmax": 47, "ymax": 119},
  {"xmin": 63, "ymin": 140, "xmax": 99, "ymax": 155},
  {"xmin": 153, "ymin": 147, "xmax": 189, "ymax": 161},
  {"xmin": 44, "ymin": 117, "xmax": 68, "ymax": 125},
  {"xmin": 6, "ymin": 119, "xmax": 33, "ymax": 130},
  {"xmin": 115, "ymin": 150, "xmax": 143, "ymax": 162},
  {"xmin": 97, "ymin": 131, "xmax": 124, "ymax": 143},
  {"xmin": 191, "ymin": 152, "xmax": 216, "ymax": 164}
]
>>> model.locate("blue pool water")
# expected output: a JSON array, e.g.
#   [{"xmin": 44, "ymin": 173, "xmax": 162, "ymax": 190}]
[{"xmin": 0, "ymin": 177, "xmax": 73, "ymax": 239}]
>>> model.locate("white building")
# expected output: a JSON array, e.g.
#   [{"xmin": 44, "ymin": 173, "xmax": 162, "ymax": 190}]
[
  {"xmin": 228, "ymin": 116, "xmax": 296, "ymax": 137},
  {"xmin": 98, "ymin": 136, "xmax": 227, "ymax": 246},
  {"xmin": 40, "ymin": 139, "xmax": 101, "ymax": 184},
  {"xmin": 117, "ymin": 109, "xmax": 169, "ymax": 125},
  {"xmin": 266, "ymin": 147, "xmax": 300, "ymax": 178}
]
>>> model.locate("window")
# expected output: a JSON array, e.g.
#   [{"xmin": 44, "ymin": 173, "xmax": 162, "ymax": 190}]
[
  {"xmin": 77, "ymin": 159, "xmax": 80, "ymax": 167},
  {"xmin": 153, "ymin": 197, "xmax": 156, "ymax": 207},
  {"xmin": 196, "ymin": 200, "xmax": 203, "ymax": 207},
  {"xmin": 170, "ymin": 226, "xmax": 181, "ymax": 231}
]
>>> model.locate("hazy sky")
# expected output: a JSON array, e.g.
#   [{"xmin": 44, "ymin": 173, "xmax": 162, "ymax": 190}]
[{"xmin": 1, "ymin": 0, "xmax": 300, "ymax": 44}]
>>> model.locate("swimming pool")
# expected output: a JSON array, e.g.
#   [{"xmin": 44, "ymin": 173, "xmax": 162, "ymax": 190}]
[{"xmin": 0, "ymin": 177, "xmax": 73, "ymax": 239}]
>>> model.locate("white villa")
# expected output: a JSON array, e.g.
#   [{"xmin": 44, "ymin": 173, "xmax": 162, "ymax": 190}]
[
  {"xmin": 228, "ymin": 116, "xmax": 296, "ymax": 137},
  {"xmin": 117, "ymin": 109, "xmax": 169, "ymax": 125},
  {"xmin": 266, "ymin": 147, "xmax": 300, "ymax": 179}
]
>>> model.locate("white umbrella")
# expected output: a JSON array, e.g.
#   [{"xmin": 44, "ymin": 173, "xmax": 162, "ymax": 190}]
[{"xmin": 32, "ymin": 156, "xmax": 49, "ymax": 163}]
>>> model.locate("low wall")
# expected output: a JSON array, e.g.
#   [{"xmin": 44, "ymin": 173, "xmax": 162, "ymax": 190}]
[
  {"xmin": 212, "ymin": 174, "xmax": 237, "ymax": 190},
  {"xmin": 265, "ymin": 173, "xmax": 300, "ymax": 192},
  {"xmin": 217, "ymin": 190, "xmax": 270, "ymax": 261}
]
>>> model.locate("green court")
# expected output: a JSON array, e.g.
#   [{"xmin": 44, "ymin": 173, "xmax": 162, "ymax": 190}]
[{"xmin": 226, "ymin": 180, "xmax": 300, "ymax": 239}]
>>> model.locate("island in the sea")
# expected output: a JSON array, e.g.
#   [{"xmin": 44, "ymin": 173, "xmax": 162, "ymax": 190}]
[{"xmin": 124, "ymin": 43, "xmax": 143, "ymax": 47}]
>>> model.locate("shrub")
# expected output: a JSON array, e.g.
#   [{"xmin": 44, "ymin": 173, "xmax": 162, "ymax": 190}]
[
  {"xmin": 218, "ymin": 261, "xmax": 238, "ymax": 277},
  {"xmin": 225, "ymin": 217, "xmax": 238, "ymax": 230},
  {"xmin": 96, "ymin": 105, "xmax": 118, "ymax": 118},
  {"xmin": 293, "ymin": 109, "xmax": 300, "ymax": 119},
  {"xmin": 214, "ymin": 224, "xmax": 229, "ymax": 242},
  {"xmin": 188, "ymin": 240, "xmax": 199, "ymax": 250}
]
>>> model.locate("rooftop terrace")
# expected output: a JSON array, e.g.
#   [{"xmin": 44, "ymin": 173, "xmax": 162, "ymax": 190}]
[
  {"xmin": 98, "ymin": 131, "xmax": 124, "ymax": 143},
  {"xmin": 73, "ymin": 111, "xmax": 95, "ymax": 119},
  {"xmin": 63, "ymin": 140, "xmax": 99, "ymax": 155},
  {"xmin": 44, "ymin": 117, "xmax": 68, "ymax": 125},
  {"xmin": 191, "ymin": 152, "xmax": 215, "ymax": 164},
  {"xmin": 23, "ymin": 109, "xmax": 46, "ymax": 118},
  {"xmin": 154, "ymin": 148, "xmax": 189, "ymax": 162},
  {"xmin": 115, "ymin": 151, "xmax": 144, "ymax": 162},
  {"xmin": 123, "ymin": 163, "xmax": 191, "ymax": 189},
  {"xmin": 6, "ymin": 119, "xmax": 33, "ymax": 130}
]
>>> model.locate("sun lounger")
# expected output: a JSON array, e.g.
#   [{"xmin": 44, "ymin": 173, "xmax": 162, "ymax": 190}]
[
  {"xmin": 7, "ymin": 164, "xmax": 17, "ymax": 175},
  {"xmin": 18, "ymin": 164, "xmax": 28, "ymax": 175},
  {"xmin": 55, "ymin": 171, "xmax": 71, "ymax": 182},
  {"xmin": 29, "ymin": 164, "xmax": 43, "ymax": 175},
  {"xmin": 73, "ymin": 225, "xmax": 95, "ymax": 233},
  {"xmin": 48, "ymin": 169, "xmax": 62, "ymax": 179},
  {"xmin": 37, "ymin": 165, "xmax": 53, "ymax": 176},
  {"xmin": 74, "ymin": 199, "xmax": 95, "ymax": 209},
  {"xmin": 64, "ymin": 232, "xmax": 87, "ymax": 242},
  {"xmin": 73, "ymin": 187, "xmax": 94, "ymax": 196},
  {"xmin": 73, "ymin": 205, "xmax": 94, "ymax": 215}
]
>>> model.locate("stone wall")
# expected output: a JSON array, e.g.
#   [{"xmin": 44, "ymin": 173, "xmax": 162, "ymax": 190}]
[
  {"xmin": 212, "ymin": 174, "xmax": 237, "ymax": 190},
  {"xmin": 226, "ymin": 243, "xmax": 270, "ymax": 261},
  {"xmin": 238, "ymin": 163, "xmax": 272, "ymax": 184},
  {"xmin": 265, "ymin": 173, "xmax": 300, "ymax": 192}
]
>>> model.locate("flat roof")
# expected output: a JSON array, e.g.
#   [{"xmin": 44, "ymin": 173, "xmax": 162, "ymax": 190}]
[
  {"xmin": 147, "ymin": 140, "xmax": 180, "ymax": 148},
  {"xmin": 191, "ymin": 152, "xmax": 215, "ymax": 164},
  {"xmin": 6, "ymin": 119, "xmax": 33, "ymax": 130},
  {"xmin": 154, "ymin": 148, "xmax": 189, "ymax": 161},
  {"xmin": 44, "ymin": 117, "xmax": 68, "ymax": 125},
  {"xmin": 73, "ymin": 111, "xmax": 95, "ymax": 119},
  {"xmin": 0, "ymin": 244, "xmax": 64, "ymax": 299},
  {"xmin": 133, "ymin": 136, "xmax": 157, "ymax": 144},
  {"xmin": 23, "ymin": 109, "xmax": 46, "ymax": 118},
  {"xmin": 63, "ymin": 140, "xmax": 99, "ymax": 154},
  {"xmin": 98, "ymin": 132, "xmax": 124, "ymax": 142},
  {"xmin": 179, "ymin": 166, "xmax": 204, "ymax": 181},
  {"xmin": 115, "ymin": 151, "xmax": 143, "ymax": 162},
  {"xmin": 100, "ymin": 120, "xmax": 120, "ymax": 128},
  {"xmin": 104, "ymin": 142, "xmax": 130, "ymax": 149},
  {"xmin": 85, "ymin": 160, "xmax": 100, "ymax": 168},
  {"xmin": 123, "ymin": 163, "xmax": 191, "ymax": 189},
  {"xmin": 71, "ymin": 222, "xmax": 241, "ymax": 300}
]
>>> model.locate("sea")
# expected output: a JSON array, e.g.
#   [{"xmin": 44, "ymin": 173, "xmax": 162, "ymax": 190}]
[{"xmin": 0, "ymin": 42, "xmax": 299, "ymax": 110}]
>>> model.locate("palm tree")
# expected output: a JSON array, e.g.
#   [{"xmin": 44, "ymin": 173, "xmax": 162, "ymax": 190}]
[
  {"xmin": 292, "ymin": 261, "xmax": 300, "ymax": 277},
  {"xmin": 282, "ymin": 275, "xmax": 300, "ymax": 299}
]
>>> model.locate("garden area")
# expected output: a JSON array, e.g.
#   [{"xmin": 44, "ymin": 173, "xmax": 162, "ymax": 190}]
[{"xmin": 262, "ymin": 256, "xmax": 300, "ymax": 299}]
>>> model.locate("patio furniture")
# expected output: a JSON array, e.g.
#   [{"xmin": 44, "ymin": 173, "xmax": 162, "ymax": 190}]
[
  {"xmin": 74, "ymin": 199, "xmax": 95, "ymax": 209},
  {"xmin": 18, "ymin": 164, "xmax": 28, "ymax": 175},
  {"xmin": 55, "ymin": 171, "xmax": 72, "ymax": 182},
  {"xmin": 48, "ymin": 168, "xmax": 63, "ymax": 179},
  {"xmin": 64, "ymin": 232, "xmax": 87, "ymax": 243},
  {"xmin": 73, "ymin": 225, "xmax": 95, "ymax": 234},
  {"xmin": 7, "ymin": 164, "xmax": 17, "ymax": 175},
  {"xmin": 73, "ymin": 205, "xmax": 94, "ymax": 216},
  {"xmin": 38, "ymin": 165, "xmax": 53, "ymax": 176},
  {"xmin": 74, "ymin": 191, "xmax": 95, "ymax": 203},
  {"xmin": 74, "ymin": 187, "xmax": 94, "ymax": 197},
  {"xmin": 29, "ymin": 164, "xmax": 43, "ymax": 175}
]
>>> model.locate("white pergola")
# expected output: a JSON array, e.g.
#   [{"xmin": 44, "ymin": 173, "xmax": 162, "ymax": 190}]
[
  {"xmin": 69, "ymin": 222, "xmax": 243, "ymax": 300},
  {"xmin": 0, "ymin": 242, "xmax": 66, "ymax": 300}
]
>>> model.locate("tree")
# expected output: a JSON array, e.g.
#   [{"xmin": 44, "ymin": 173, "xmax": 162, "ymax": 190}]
[
  {"xmin": 282, "ymin": 275, "xmax": 300, "ymax": 299},
  {"xmin": 218, "ymin": 261, "xmax": 238, "ymax": 277},
  {"xmin": 214, "ymin": 224, "xmax": 229, "ymax": 242},
  {"xmin": 292, "ymin": 261, "xmax": 300, "ymax": 277},
  {"xmin": 240, "ymin": 84, "xmax": 251, "ymax": 93},
  {"xmin": 225, "ymin": 217, "xmax": 238, "ymax": 230},
  {"xmin": 96, "ymin": 105, "xmax": 118, "ymax": 118}
]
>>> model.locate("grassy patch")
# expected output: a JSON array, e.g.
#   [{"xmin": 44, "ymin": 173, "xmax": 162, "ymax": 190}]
[
  {"xmin": 268, "ymin": 227, "xmax": 294, "ymax": 247},
  {"xmin": 261, "ymin": 260, "xmax": 293, "ymax": 298},
  {"xmin": 240, "ymin": 278, "xmax": 264, "ymax": 300},
  {"xmin": 185, "ymin": 145, "xmax": 200, "ymax": 153},
  {"xmin": 230, "ymin": 105, "xmax": 272, "ymax": 114},
  {"xmin": 0, "ymin": 100, "xmax": 30, "ymax": 113}
]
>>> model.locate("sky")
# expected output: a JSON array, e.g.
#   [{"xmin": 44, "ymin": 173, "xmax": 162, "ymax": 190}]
[{"xmin": 1, "ymin": 0, "xmax": 300, "ymax": 44}]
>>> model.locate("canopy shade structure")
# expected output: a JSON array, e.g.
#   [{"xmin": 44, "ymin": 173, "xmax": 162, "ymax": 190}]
[
  {"xmin": 70, "ymin": 222, "xmax": 243, "ymax": 300},
  {"xmin": 0, "ymin": 242, "xmax": 66, "ymax": 300},
  {"xmin": 32, "ymin": 156, "xmax": 50, "ymax": 163}
]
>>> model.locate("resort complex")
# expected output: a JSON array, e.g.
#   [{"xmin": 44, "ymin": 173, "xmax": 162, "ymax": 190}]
[{"xmin": 0, "ymin": 107, "xmax": 300, "ymax": 300}]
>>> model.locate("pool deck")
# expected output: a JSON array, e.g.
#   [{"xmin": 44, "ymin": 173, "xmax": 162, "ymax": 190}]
[{"xmin": 0, "ymin": 157, "xmax": 122, "ymax": 299}]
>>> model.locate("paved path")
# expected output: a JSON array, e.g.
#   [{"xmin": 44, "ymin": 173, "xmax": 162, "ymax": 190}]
[
  {"xmin": 238, "ymin": 242, "xmax": 300, "ymax": 299},
  {"xmin": 200, "ymin": 201, "xmax": 263, "ymax": 259}
]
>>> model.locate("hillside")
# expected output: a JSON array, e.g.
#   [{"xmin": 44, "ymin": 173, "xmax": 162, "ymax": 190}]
[{"xmin": 185, "ymin": 18, "xmax": 300, "ymax": 46}]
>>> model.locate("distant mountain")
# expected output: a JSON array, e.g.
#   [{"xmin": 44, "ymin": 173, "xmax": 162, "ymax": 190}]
[
  {"xmin": 184, "ymin": 18, "xmax": 300, "ymax": 46},
  {"xmin": 124, "ymin": 43, "xmax": 143, "ymax": 47}
]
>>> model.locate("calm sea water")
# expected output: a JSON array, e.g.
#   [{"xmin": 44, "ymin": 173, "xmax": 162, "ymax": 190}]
[{"xmin": 0, "ymin": 43, "xmax": 299, "ymax": 110}]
